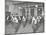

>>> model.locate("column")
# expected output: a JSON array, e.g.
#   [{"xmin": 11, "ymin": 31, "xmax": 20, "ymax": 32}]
[
  {"xmin": 28, "ymin": 8, "xmax": 31, "ymax": 20},
  {"xmin": 34, "ymin": 8, "xmax": 37, "ymax": 17},
  {"xmin": 25, "ymin": 8, "xmax": 27, "ymax": 18}
]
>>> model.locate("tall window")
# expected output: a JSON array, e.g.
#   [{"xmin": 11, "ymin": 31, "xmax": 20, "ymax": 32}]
[
  {"xmin": 37, "ymin": 7, "xmax": 42, "ymax": 16},
  {"xmin": 31, "ymin": 8, "xmax": 34, "ymax": 17}
]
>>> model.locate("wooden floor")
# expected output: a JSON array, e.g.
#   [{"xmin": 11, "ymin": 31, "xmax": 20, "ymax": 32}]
[
  {"xmin": 17, "ymin": 23, "xmax": 33, "ymax": 33},
  {"xmin": 5, "ymin": 22, "xmax": 44, "ymax": 34}
]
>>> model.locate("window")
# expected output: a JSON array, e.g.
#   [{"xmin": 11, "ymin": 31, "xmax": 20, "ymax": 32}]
[{"xmin": 37, "ymin": 8, "xmax": 42, "ymax": 16}]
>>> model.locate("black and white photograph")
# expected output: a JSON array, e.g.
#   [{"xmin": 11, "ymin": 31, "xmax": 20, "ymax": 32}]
[{"xmin": 5, "ymin": 0, "xmax": 44, "ymax": 35}]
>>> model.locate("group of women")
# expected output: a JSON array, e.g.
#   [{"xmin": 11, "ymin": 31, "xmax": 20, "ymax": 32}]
[{"xmin": 6, "ymin": 13, "xmax": 44, "ymax": 25}]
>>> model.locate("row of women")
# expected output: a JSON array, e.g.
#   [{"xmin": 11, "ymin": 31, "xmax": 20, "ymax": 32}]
[{"xmin": 6, "ymin": 14, "xmax": 44, "ymax": 25}]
